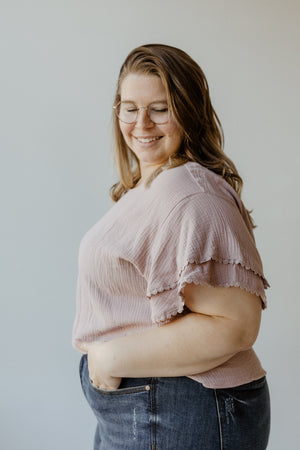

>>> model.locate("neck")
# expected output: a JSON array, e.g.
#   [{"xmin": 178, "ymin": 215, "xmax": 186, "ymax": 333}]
[{"xmin": 139, "ymin": 162, "xmax": 163, "ymax": 183}]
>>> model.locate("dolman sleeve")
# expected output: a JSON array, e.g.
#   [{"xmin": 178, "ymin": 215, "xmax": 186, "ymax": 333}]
[{"xmin": 146, "ymin": 192, "xmax": 270, "ymax": 325}]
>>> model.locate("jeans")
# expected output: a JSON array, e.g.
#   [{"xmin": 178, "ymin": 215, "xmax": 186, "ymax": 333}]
[{"xmin": 79, "ymin": 354, "xmax": 270, "ymax": 449}]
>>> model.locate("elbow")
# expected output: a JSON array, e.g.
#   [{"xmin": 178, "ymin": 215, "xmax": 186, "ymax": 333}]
[
  {"xmin": 227, "ymin": 305, "xmax": 262, "ymax": 353},
  {"xmin": 235, "ymin": 321, "xmax": 261, "ymax": 352}
]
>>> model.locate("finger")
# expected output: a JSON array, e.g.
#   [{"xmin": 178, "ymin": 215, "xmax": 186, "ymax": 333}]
[{"xmin": 90, "ymin": 379, "xmax": 111, "ymax": 390}]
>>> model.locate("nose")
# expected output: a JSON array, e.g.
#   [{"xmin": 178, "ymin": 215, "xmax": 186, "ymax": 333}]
[{"xmin": 135, "ymin": 108, "xmax": 154, "ymax": 128}]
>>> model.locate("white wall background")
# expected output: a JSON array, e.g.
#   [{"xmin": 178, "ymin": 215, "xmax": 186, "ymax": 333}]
[{"xmin": 1, "ymin": 1, "xmax": 299, "ymax": 449}]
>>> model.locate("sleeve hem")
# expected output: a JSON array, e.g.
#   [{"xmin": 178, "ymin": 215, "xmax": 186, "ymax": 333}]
[{"xmin": 147, "ymin": 259, "xmax": 269, "ymax": 324}]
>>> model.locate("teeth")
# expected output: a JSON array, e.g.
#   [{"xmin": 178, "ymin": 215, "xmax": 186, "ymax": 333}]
[{"xmin": 136, "ymin": 137, "xmax": 160, "ymax": 143}]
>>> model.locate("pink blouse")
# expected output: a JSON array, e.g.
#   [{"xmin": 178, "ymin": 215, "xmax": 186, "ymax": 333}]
[{"xmin": 72, "ymin": 162, "xmax": 269, "ymax": 388}]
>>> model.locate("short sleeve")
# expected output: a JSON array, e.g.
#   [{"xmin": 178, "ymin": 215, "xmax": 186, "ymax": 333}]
[{"xmin": 146, "ymin": 193, "xmax": 270, "ymax": 324}]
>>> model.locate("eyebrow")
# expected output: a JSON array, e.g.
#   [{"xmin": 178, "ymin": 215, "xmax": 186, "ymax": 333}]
[{"xmin": 120, "ymin": 99, "xmax": 168, "ymax": 104}]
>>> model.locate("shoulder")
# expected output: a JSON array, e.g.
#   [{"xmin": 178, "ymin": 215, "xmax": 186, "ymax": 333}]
[
  {"xmin": 146, "ymin": 162, "xmax": 254, "ymax": 241},
  {"xmin": 151, "ymin": 162, "xmax": 204, "ymax": 199},
  {"xmin": 118, "ymin": 162, "xmax": 250, "ymax": 237},
  {"xmin": 148, "ymin": 161, "xmax": 240, "ymax": 210}
]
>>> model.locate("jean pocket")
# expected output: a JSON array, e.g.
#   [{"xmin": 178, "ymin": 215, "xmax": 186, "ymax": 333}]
[{"xmin": 89, "ymin": 377, "xmax": 151, "ymax": 396}]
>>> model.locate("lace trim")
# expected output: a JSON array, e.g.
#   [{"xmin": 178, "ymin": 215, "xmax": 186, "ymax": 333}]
[
  {"xmin": 147, "ymin": 257, "xmax": 269, "ymax": 297},
  {"xmin": 179, "ymin": 257, "xmax": 268, "ymax": 284},
  {"xmin": 152, "ymin": 279, "xmax": 267, "ymax": 325},
  {"xmin": 153, "ymin": 302, "xmax": 185, "ymax": 325},
  {"xmin": 148, "ymin": 258, "xmax": 269, "ymax": 324}
]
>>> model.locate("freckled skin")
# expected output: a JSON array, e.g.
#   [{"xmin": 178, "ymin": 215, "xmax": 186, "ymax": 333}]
[{"xmin": 119, "ymin": 73, "xmax": 183, "ymax": 181}]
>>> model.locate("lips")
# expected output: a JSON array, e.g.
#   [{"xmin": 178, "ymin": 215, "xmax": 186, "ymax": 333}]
[{"xmin": 134, "ymin": 136, "xmax": 163, "ymax": 144}]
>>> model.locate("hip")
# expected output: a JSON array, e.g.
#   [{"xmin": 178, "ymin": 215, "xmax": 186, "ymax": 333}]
[{"xmin": 79, "ymin": 354, "xmax": 270, "ymax": 449}]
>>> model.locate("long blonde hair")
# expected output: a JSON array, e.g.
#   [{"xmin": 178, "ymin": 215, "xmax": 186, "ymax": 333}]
[{"xmin": 110, "ymin": 44, "xmax": 255, "ymax": 228}]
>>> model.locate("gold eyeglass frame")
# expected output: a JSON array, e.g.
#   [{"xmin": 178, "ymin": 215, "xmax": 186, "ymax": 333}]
[{"xmin": 113, "ymin": 101, "xmax": 170, "ymax": 124}]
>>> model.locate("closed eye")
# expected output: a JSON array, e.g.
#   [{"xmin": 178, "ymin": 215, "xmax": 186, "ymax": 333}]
[{"xmin": 151, "ymin": 108, "xmax": 168, "ymax": 113}]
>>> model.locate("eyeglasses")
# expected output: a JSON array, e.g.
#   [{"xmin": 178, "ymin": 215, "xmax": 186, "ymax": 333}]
[{"xmin": 113, "ymin": 101, "xmax": 170, "ymax": 124}]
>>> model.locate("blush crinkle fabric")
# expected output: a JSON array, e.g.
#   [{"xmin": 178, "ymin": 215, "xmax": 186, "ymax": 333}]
[
  {"xmin": 72, "ymin": 162, "xmax": 270, "ymax": 388},
  {"xmin": 146, "ymin": 190, "xmax": 268, "ymax": 325}
]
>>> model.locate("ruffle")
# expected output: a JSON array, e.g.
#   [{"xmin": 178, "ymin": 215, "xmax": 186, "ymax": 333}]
[{"xmin": 147, "ymin": 259, "xmax": 269, "ymax": 325}]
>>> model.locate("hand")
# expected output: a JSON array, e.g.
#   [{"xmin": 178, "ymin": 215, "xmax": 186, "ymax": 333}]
[{"xmin": 80, "ymin": 341, "xmax": 122, "ymax": 391}]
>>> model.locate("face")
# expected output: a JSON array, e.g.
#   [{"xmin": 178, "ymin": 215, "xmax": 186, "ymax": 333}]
[{"xmin": 118, "ymin": 73, "xmax": 183, "ymax": 179}]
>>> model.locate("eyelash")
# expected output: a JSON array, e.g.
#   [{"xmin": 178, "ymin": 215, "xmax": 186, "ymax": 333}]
[{"xmin": 151, "ymin": 108, "xmax": 168, "ymax": 112}]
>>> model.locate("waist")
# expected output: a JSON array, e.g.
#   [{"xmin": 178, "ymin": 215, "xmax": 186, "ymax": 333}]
[{"xmin": 188, "ymin": 348, "xmax": 266, "ymax": 388}]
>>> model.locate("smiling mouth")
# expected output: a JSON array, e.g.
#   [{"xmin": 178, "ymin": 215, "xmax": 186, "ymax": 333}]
[{"xmin": 134, "ymin": 136, "xmax": 163, "ymax": 144}]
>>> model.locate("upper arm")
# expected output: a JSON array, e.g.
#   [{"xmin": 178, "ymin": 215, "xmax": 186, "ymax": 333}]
[
  {"xmin": 146, "ymin": 191, "xmax": 269, "ymax": 327},
  {"xmin": 183, "ymin": 283, "xmax": 262, "ymax": 347}
]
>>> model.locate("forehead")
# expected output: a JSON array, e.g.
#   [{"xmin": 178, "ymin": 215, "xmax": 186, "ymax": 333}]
[{"xmin": 120, "ymin": 73, "xmax": 167, "ymax": 103}]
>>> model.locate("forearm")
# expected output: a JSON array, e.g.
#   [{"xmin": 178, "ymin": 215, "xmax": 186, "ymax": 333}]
[{"xmin": 101, "ymin": 312, "xmax": 248, "ymax": 378}]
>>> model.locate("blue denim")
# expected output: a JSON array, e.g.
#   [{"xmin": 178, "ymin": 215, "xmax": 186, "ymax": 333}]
[{"xmin": 79, "ymin": 354, "xmax": 270, "ymax": 449}]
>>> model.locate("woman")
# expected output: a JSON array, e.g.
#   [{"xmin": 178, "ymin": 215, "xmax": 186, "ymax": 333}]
[{"xmin": 72, "ymin": 44, "xmax": 271, "ymax": 449}]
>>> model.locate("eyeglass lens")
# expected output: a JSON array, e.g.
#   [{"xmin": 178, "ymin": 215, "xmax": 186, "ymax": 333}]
[{"xmin": 116, "ymin": 102, "xmax": 169, "ymax": 124}]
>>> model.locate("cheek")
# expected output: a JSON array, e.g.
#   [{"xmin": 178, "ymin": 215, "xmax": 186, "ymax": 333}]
[
  {"xmin": 119, "ymin": 123, "xmax": 132, "ymax": 142},
  {"xmin": 166, "ymin": 123, "xmax": 183, "ymax": 144},
  {"xmin": 165, "ymin": 119, "xmax": 182, "ymax": 135}
]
